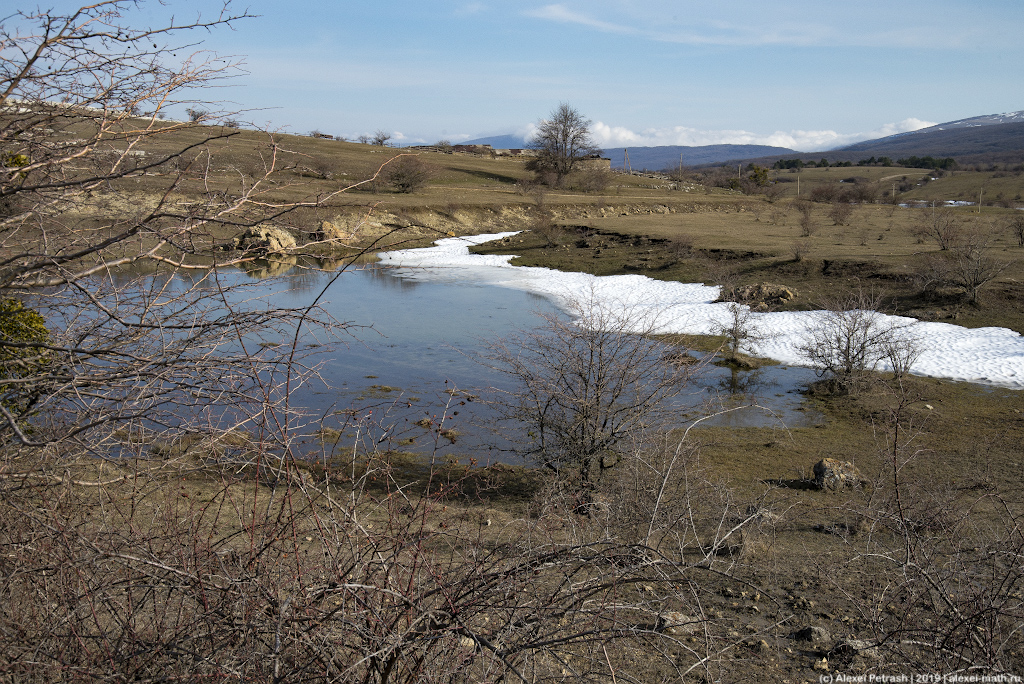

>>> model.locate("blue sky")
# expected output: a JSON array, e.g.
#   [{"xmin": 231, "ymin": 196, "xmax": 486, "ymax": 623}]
[{"xmin": 32, "ymin": 1, "xmax": 1024, "ymax": 151}]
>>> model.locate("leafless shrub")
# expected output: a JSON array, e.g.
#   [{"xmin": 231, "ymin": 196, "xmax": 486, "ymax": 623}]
[
  {"xmin": 791, "ymin": 240, "xmax": 811, "ymax": 262},
  {"xmin": 384, "ymin": 155, "xmax": 434, "ymax": 193},
  {"xmin": 513, "ymin": 178, "xmax": 539, "ymax": 196},
  {"xmin": 711, "ymin": 302, "xmax": 774, "ymax": 363},
  {"xmin": 915, "ymin": 207, "xmax": 964, "ymax": 250},
  {"xmin": 306, "ymin": 156, "xmax": 338, "ymax": 180},
  {"xmin": 941, "ymin": 231, "xmax": 1013, "ymax": 303},
  {"xmin": 833, "ymin": 387, "xmax": 1024, "ymax": 675},
  {"xmin": 827, "ymin": 201, "xmax": 854, "ymax": 226},
  {"xmin": 482, "ymin": 293, "xmax": 699, "ymax": 494},
  {"xmin": 185, "ymin": 107, "xmax": 209, "ymax": 122},
  {"xmin": 1006, "ymin": 213, "xmax": 1024, "ymax": 247},
  {"xmin": 704, "ymin": 258, "xmax": 740, "ymax": 297},
  {"xmin": 767, "ymin": 205, "xmax": 788, "ymax": 226},
  {"xmin": 793, "ymin": 200, "xmax": 815, "ymax": 236},
  {"xmin": 797, "ymin": 291, "xmax": 919, "ymax": 392},
  {"xmin": 809, "ymin": 183, "xmax": 840, "ymax": 203},
  {"xmin": 881, "ymin": 328, "xmax": 924, "ymax": 380},
  {"xmin": 762, "ymin": 183, "xmax": 786, "ymax": 203}
]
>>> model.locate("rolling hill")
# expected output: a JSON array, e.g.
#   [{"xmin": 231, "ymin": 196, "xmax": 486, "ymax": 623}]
[
  {"xmin": 727, "ymin": 111, "xmax": 1024, "ymax": 168},
  {"xmin": 466, "ymin": 111, "xmax": 1024, "ymax": 169},
  {"xmin": 462, "ymin": 136, "xmax": 797, "ymax": 171},
  {"xmin": 601, "ymin": 144, "xmax": 796, "ymax": 171}
]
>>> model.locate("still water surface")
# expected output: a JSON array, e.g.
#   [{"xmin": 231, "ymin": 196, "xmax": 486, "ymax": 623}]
[{"xmin": 259, "ymin": 263, "xmax": 822, "ymax": 461}]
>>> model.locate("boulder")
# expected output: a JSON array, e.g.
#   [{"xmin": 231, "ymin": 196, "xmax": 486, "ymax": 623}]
[
  {"xmin": 309, "ymin": 220, "xmax": 349, "ymax": 243},
  {"xmin": 813, "ymin": 458, "xmax": 866, "ymax": 491},
  {"xmin": 233, "ymin": 225, "xmax": 297, "ymax": 254},
  {"xmin": 724, "ymin": 282, "xmax": 796, "ymax": 309},
  {"xmin": 828, "ymin": 638, "xmax": 883, "ymax": 667},
  {"xmin": 657, "ymin": 611, "xmax": 699, "ymax": 636}
]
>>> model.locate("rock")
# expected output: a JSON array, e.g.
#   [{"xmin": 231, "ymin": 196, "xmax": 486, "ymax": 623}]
[
  {"xmin": 724, "ymin": 282, "xmax": 796, "ymax": 308},
  {"xmin": 657, "ymin": 611, "xmax": 699, "ymax": 636},
  {"xmin": 794, "ymin": 625, "xmax": 832, "ymax": 650},
  {"xmin": 828, "ymin": 638, "xmax": 883, "ymax": 666},
  {"xmin": 309, "ymin": 220, "xmax": 349, "ymax": 243},
  {"xmin": 233, "ymin": 225, "xmax": 297, "ymax": 254},
  {"xmin": 813, "ymin": 458, "xmax": 866, "ymax": 491}
]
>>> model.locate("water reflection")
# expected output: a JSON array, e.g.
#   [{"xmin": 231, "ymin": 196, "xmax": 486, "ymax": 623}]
[{"xmin": 98, "ymin": 260, "xmax": 823, "ymax": 461}]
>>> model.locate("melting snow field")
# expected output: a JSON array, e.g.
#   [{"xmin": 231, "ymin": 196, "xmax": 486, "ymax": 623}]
[{"xmin": 378, "ymin": 232, "xmax": 1024, "ymax": 389}]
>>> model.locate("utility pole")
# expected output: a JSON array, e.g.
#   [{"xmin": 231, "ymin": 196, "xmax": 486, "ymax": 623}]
[{"xmin": 625, "ymin": 149, "xmax": 631, "ymax": 174}]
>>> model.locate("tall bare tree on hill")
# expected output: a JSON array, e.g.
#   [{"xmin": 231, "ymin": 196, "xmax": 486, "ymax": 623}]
[{"xmin": 526, "ymin": 102, "xmax": 602, "ymax": 187}]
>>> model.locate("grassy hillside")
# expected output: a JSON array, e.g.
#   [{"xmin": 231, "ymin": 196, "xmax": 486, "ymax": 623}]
[{"xmin": 13, "ymin": 120, "xmax": 1023, "ymax": 682}]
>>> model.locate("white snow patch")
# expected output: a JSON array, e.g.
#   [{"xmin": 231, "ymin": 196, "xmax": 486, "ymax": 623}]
[{"xmin": 378, "ymin": 233, "xmax": 1024, "ymax": 389}]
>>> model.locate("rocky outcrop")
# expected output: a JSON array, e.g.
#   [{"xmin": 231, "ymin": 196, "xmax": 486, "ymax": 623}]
[
  {"xmin": 233, "ymin": 225, "xmax": 297, "ymax": 254},
  {"xmin": 308, "ymin": 220, "xmax": 350, "ymax": 243},
  {"xmin": 813, "ymin": 458, "xmax": 867, "ymax": 491},
  {"xmin": 720, "ymin": 282, "xmax": 796, "ymax": 310}
]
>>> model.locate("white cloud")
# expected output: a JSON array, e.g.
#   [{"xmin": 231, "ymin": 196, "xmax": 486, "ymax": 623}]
[
  {"xmin": 524, "ymin": 4, "xmax": 638, "ymax": 36},
  {"xmin": 522, "ymin": 1, "xmax": 996, "ymax": 49},
  {"xmin": 589, "ymin": 118, "xmax": 936, "ymax": 152}
]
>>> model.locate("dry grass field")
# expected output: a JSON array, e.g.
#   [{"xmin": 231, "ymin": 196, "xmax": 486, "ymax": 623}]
[{"xmin": 6, "ymin": 114, "xmax": 1024, "ymax": 681}]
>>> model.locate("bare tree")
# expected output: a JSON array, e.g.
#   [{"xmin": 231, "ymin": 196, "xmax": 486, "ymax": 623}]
[
  {"xmin": 1008, "ymin": 213, "xmax": 1024, "ymax": 247},
  {"xmin": 942, "ymin": 231, "xmax": 1012, "ymax": 304},
  {"xmin": 0, "ymin": 1, "xmax": 397, "ymax": 458},
  {"xmin": 371, "ymin": 129, "xmax": 392, "ymax": 146},
  {"xmin": 712, "ymin": 302, "xmax": 772, "ymax": 365},
  {"xmin": 526, "ymin": 103, "xmax": 602, "ymax": 187},
  {"xmin": 384, "ymin": 155, "xmax": 434, "ymax": 193},
  {"xmin": 827, "ymin": 201, "xmax": 854, "ymax": 226},
  {"xmin": 484, "ymin": 293, "xmax": 698, "ymax": 492},
  {"xmin": 797, "ymin": 291, "xmax": 919, "ymax": 392},
  {"xmin": 916, "ymin": 206, "xmax": 964, "ymax": 250}
]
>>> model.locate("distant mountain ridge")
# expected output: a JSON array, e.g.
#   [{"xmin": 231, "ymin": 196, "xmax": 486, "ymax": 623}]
[
  {"xmin": 916, "ymin": 110, "xmax": 1024, "ymax": 132},
  {"xmin": 461, "ymin": 135, "xmax": 796, "ymax": 170},
  {"xmin": 601, "ymin": 145, "xmax": 796, "ymax": 170},
  {"xmin": 461, "ymin": 134, "xmax": 532, "ymax": 149},
  {"xmin": 462, "ymin": 110, "xmax": 1024, "ymax": 169},
  {"xmin": 828, "ymin": 115, "xmax": 1024, "ymax": 163}
]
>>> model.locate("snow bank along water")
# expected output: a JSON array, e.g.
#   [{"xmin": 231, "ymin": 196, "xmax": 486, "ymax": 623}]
[{"xmin": 378, "ymin": 232, "xmax": 1024, "ymax": 390}]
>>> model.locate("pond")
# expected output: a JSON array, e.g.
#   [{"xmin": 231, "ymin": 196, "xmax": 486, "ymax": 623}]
[{"xmin": 253, "ymin": 260, "xmax": 822, "ymax": 463}]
